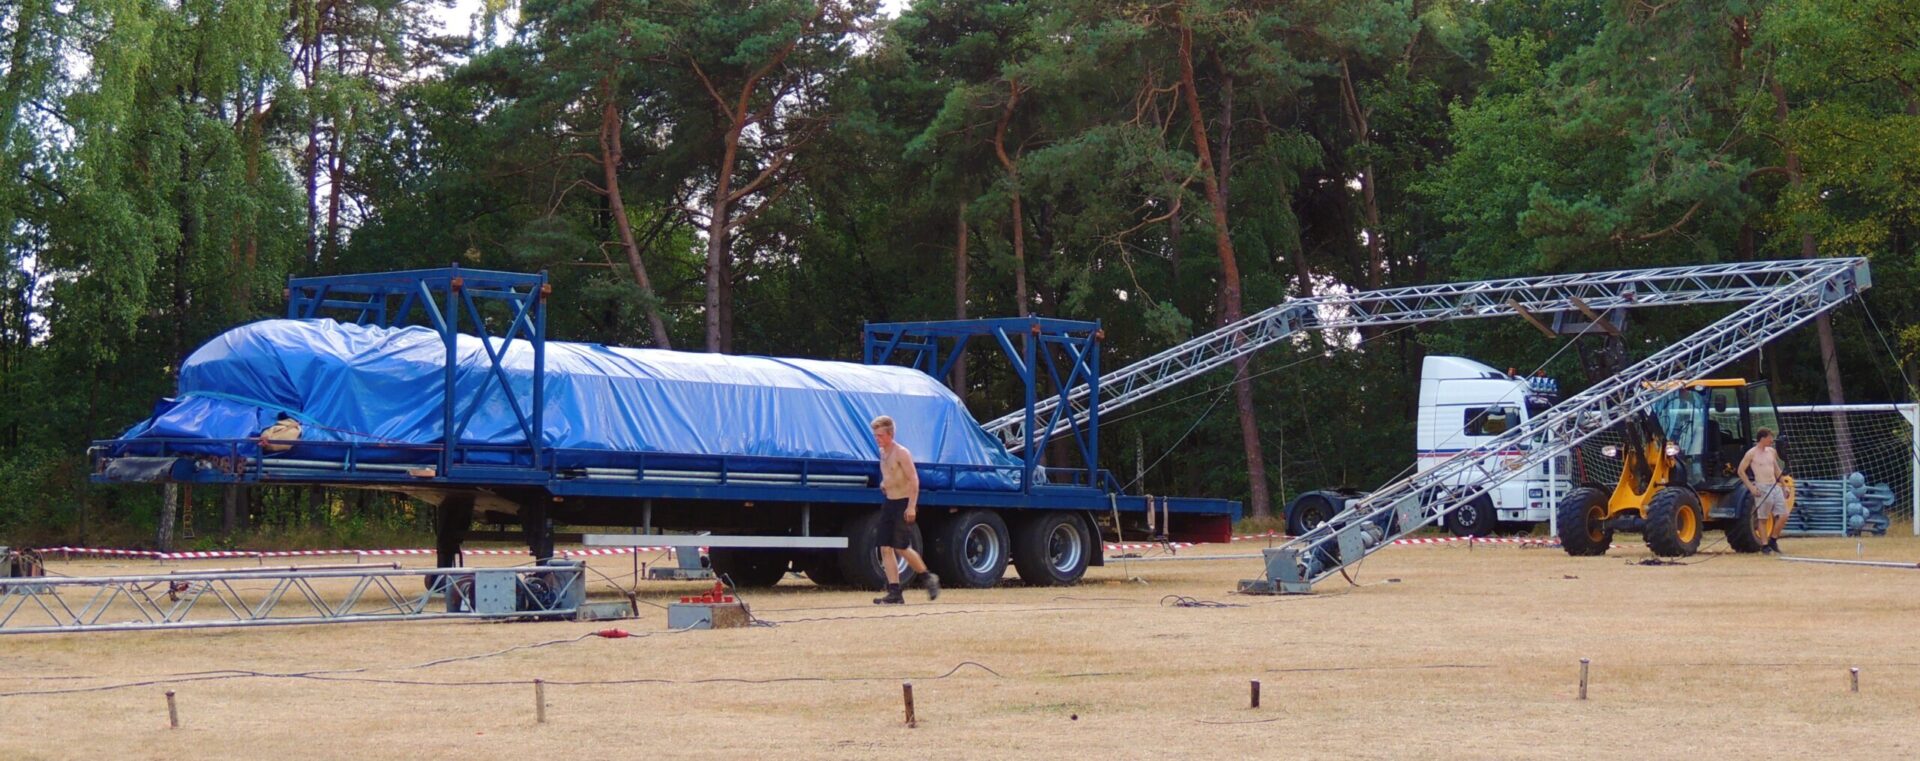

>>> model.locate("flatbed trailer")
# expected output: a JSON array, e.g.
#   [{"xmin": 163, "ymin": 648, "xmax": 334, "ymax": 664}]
[{"xmin": 88, "ymin": 267, "xmax": 1239, "ymax": 590}]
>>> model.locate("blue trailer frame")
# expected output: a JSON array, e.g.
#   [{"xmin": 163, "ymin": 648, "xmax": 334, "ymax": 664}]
[{"xmin": 88, "ymin": 267, "xmax": 1240, "ymax": 584}]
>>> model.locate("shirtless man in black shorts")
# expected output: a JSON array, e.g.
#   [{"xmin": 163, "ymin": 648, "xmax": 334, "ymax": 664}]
[{"xmin": 872, "ymin": 415, "xmax": 938, "ymax": 604}]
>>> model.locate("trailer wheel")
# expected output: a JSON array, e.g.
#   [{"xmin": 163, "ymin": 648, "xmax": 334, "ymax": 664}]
[
  {"xmin": 799, "ymin": 552, "xmax": 846, "ymax": 587},
  {"xmin": 1556, "ymin": 487, "xmax": 1613, "ymax": 556},
  {"xmin": 927, "ymin": 509, "xmax": 1011, "ymax": 588},
  {"xmin": 837, "ymin": 510, "xmax": 923, "ymax": 591},
  {"xmin": 1721, "ymin": 488, "xmax": 1766, "ymax": 554},
  {"xmin": 1443, "ymin": 495, "xmax": 1498, "ymax": 537},
  {"xmin": 1011, "ymin": 512, "xmax": 1090, "ymax": 586},
  {"xmin": 1284, "ymin": 491, "xmax": 1343, "ymax": 536},
  {"xmin": 1644, "ymin": 487, "xmax": 1703, "ymax": 557},
  {"xmin": 708, "ymin": 548, "xmax": 790, "ymax": 588}
]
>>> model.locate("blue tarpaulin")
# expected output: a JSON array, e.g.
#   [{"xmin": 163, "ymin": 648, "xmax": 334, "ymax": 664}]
[{"xmin": 119, "ymin": 319, "xmax": 1022, "ymax": 490}]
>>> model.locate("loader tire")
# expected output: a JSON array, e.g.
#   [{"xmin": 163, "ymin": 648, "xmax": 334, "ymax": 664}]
[
  {"xmin": 1556, "ymin": 487, "xmax": 1613, "ymax": 557},
  {"xmin": 1645, "ymin": 487, "xmax": 1704, "ymax": 558},
  {"xmin": 1721, "ymin": 488, "xmax": 1767, "ymax": 554}
]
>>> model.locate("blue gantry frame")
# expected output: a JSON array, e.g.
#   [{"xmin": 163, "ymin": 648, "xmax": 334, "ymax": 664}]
[
  {"xmin": 862, "ymin": 317, "xmax": 1102, "ymax": 493},
  {"xmin": 285, "ymin": 265, "xmax": 550, "ymax": 474}
]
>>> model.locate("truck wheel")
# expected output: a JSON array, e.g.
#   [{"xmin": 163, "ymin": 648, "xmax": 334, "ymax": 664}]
[
  {"xmin": 1721, "ymin": 488, "xmax": 1767, "ymax": 553},
  {"xmin": 1645, "ymin": 487, "xmax": 1704, "ymax": 557},
  {"xmin": 927, "ymin": 509, "xmax": 1010, "ymax": 588},
  {"xmin": 1444, "ymin": 495, "xmax": 1498, "ymax": 537},
  {"xmin": 1556, "ymin": 487, "xmax": 1613, "ymax": 556},
  {"xmin": 1285, "ymin": 491, "xmax": 1343, "ymax": 536},
  {"xmin": 799, "ymin": 551, "xmax": 846, "ymax": 587},
  {"xmin": 1011, "ymin": 512, "xmax": 1091, "ymax": 586},
  {"xmin": 837, "ymin": 509, "xmax": 923, "ymax": 591},
  {"xmin": 708, "ymin": 548, "xmax": 790, "ymax": 588}
]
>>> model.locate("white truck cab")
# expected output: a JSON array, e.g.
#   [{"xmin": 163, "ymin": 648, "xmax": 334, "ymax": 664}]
[
  {"xmin": 1416, "ymin": 356, "xmax": 1570, "ymax": 535},
  {"xmin": 1283, "ymin": 355, "xmax": 1574, "ymax": 538}
]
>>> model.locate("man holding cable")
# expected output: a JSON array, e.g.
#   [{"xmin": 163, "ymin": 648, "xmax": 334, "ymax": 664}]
[
  {"xmin": 871, "ymin": 415, "xmax": 939, "ymax": 604},
  {"xmin": 1738, "ymin": 428, "xmax": 1790, "ymax": 554}
]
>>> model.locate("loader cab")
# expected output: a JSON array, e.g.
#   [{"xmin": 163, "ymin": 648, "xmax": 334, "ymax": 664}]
[{"xmin": 1650, "ymin": 379, "xmax": 1779, "ymax": 491}]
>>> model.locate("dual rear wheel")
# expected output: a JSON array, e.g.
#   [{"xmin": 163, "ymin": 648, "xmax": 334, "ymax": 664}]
[{"xmin": 725, "ymin": 508, "xmax": 1093, "ymax": 590}]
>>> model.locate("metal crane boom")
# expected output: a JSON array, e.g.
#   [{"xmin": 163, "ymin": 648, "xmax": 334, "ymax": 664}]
[
  {"xmin": 1239, "ymin": 257, "xmax": 1870, "ymax": 593},
  {"xmin": 985, "ymin": 259, "xmax": 1863, "ymax": 452}
]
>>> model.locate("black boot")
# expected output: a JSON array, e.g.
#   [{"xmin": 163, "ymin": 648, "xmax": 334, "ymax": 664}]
[
  {"xmin": 873, "ymin": 584, "xmax": 905, "ymax": 605},
  {"xmin": 924, "ymin": 573, "xmax": 941, "ymax": 601},
  {"xmin": 1767, "ymin": 538, "xmax": 1781, "ymax": 554}
]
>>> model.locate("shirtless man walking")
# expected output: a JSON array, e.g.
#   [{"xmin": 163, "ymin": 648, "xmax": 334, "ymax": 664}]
[
  {"xmin": 872, "ymin": 415, "xmax": 939, "ymax": 604},
  {"xmin": 1737, "ymin": 428, "xmax": 1789, "ymax": 554}
]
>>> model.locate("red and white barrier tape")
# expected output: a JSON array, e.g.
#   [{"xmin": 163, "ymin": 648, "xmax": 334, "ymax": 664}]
[
  {"xmin": 35, "ymin": 532, "xmax": 1556, "ymax": 562},
  {"xmin": 35, "ymin": 545, "xmax": 680, "ymax": 561}
]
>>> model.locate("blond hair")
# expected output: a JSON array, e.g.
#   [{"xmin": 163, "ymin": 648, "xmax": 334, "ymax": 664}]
[{"xmin": 869, "ymin": 415, "xmax": 895, "ymax": 433}]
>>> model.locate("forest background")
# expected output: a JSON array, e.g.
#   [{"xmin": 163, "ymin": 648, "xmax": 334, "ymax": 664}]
[{"xmin": 3, "ymin": 0, "xmax": 1916, "ymax": 548}]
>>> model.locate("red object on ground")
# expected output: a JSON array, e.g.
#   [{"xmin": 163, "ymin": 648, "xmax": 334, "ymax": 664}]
[{"xmin": 594, "ymin": 628, "xmax": 631, "ymax": 639}]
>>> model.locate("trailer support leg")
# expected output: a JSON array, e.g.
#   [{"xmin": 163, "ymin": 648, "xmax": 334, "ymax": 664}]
[
  {"xmin": 435, "ymin": 495, "xmax": 474, "ymax": 570},
  {"xmin": 521, "ymin": 500, "xmax": 554, "ymax": 562}
]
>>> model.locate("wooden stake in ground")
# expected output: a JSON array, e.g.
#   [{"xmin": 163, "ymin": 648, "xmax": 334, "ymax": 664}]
[
  {"xmin": 1578, "ymin": 659, "xmax": 1590, "ymax": 700},
  {"xmin": 165, "ymin": 690, "xmax": 179, "ymax": 729},
  {"xmin": 902, "ymin": 681, "xmax": 916, "ymax": 728},
  {"xmin": 1250, "ymin": 679, "xmax": 1261, "ymax": 709},
  {"xmin": 535, "ymin": 678, "xmax": 547, "ymax": 724},
  {"xmin": 1850, "ymin": 668, "xmax": 1860, "ymax": 693}
]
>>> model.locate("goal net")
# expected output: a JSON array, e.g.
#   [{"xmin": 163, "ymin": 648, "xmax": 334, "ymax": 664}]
[{"xmin": 1569, "ymin": 404, "xmax": 1916, "ymax": 537}]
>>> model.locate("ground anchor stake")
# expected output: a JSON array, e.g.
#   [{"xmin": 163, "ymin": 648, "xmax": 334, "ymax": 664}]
[
  {"xmin": 535, "ymin": 678, "xmax": 547, "ymax": 724},
  {"xmin": 903, "ymin": 681, "xmax": 917, "ymax": 728},
  {"xmin": 166, "ymin": 690, "xmax": 179, "ymax": 729},
  {"xmin": 1850, "ymin": 667, "xmax": 1860, "ymax": 693},
  {"xmin": 1578, "ymin": 659, "xmax": 1590, "ymax": 700},
  {"xmin": 1250, "ymin": 679, "xmax": 1261, "ymax": 709}
]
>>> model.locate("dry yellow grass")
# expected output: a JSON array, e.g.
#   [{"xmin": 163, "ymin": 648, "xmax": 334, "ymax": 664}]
[{"xmin": 5, "ymin": 534, "xmax": 1920, "ymax": 760}]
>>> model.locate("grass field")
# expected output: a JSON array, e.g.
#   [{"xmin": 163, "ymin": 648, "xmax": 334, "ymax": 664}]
[{"xmin": 4, "ymin": 532, "xmax": 1919, "ymax": 760}]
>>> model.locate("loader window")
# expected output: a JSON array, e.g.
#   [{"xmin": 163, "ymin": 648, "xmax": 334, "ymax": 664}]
[
  {"xmin": 1747, "ymin": 384, "xmax": 1780, "ymax": 442},
  {"xmin": 1652, "ymin": 390, "xmax": 1706, "ymax": 456}
]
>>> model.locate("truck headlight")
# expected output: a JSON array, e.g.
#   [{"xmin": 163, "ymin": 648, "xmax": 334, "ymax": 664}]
[{"xmin": 1600, "ymin": 445, "xmax": 1619, "ymax": 458}]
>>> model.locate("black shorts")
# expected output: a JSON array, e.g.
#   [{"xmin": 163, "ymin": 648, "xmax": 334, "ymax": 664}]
[{"xmin": 879, "ymin": 498, "xmax": 913, "ymax": 549}]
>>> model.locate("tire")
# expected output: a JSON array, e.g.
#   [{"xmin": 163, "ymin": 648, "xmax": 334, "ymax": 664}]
[
  {"xmin": 1285, "ymin": 491, "xmax": 1343, "ymax": 536},
  {"xmin": 799, "ymin": 551, "xmax": 846, "ymax": 587},
  {"xmin": 927, "ymin": 509, "xmax": 1011, "ymax": 588},
  {"xmin": 1556, "ymin": 487, "xmax": 1614, "ymax": 556},
  {"xmin": 707, "ymin": 548, "xmax": 790, "ymax": 588},
  {"xmin": 837, "ymin": 509, "xmax": 924, "ymax": 590},
  {"xmin": 1011, "ymin": 512, "xmax": 1092, "ymax": 586},
  {"xmin": 1645, "ymin": 486, "xmax": 1704, "ymax": 557},
  {"xmin": 1721, "ymin": 488, "xmax": 1767, "ymax": 553},
  {"xmin": 1444, "ymin": 495, "xmax": 1498, "ymax": 537}
]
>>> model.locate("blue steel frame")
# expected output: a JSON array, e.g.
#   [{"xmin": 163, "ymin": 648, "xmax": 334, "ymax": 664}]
[
  {"xmin": 285, "ymin": 265, "xmax": 550, "ymax": 473},
  {"xmin": 862, "ymin": 317, "xmax": 1102, "ymax": 493}
]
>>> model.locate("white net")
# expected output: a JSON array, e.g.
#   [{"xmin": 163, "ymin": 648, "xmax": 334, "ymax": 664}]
[{"xmin": 1569, "ymin": 404, "xmax": 1915, "ymax": 536}]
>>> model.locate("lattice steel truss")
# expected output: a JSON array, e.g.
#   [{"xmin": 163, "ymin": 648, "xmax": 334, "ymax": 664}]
[
  {"xmin": 0, "ymin": 565, "xmax": 583, "ymax": 634},
  {"xmin": 985, "ymin": 259, "xmax": 1867, "ymax": 452},
  {"xmin": 1240, "ymin": 257, "xmax": 1870, "ymax": 593}
]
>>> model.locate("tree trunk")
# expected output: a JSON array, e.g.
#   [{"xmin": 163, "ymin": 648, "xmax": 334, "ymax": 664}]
[
  {"xmin": 221, "ymin": 485, "xmax": 241, "ymax": 535},
  {"xmin": 158, "ymin": 484, "xmax": 179, "ymax": 551},
  {"xmin": 993, "ymin": 79, "xmax": 1028, "ymax": 317},
  {"xmin": 1177, "ymin": 18, "xmax": 1271, "ymax": 519},
  {"xmin": 599, "ymin": 95, "xmax": 673, "ymax": 348},
  {"xmin": 705, "ymin": 122, "xmax": 743, "ymax": 352},
  {"xmin": 1339, "ymin": 58, "xmax": 1386, "ymax": 291},
  {"xmin": 952, "ymin": 202, "xmax": 969, "ymax": 397},
  {"xmin": 1771, "ymin": 79, "xmax": 1852, "ymax": 470}
]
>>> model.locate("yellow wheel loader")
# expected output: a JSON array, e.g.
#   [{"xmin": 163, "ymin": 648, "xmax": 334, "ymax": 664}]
[{"xmin": 1558, "ymin": 379, "xmax": 1791, "ymax": 557}]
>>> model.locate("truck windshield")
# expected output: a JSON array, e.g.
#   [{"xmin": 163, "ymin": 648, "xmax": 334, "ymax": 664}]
[{"xmin": 1651, "ymin": 389, "xmax": 1705, "ymax": 455}]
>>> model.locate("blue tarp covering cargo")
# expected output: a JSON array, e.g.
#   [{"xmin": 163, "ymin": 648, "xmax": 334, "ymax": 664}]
[{"xmin": 118, "ymin": 319, "xmax": 1021, "ymax": 490}]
